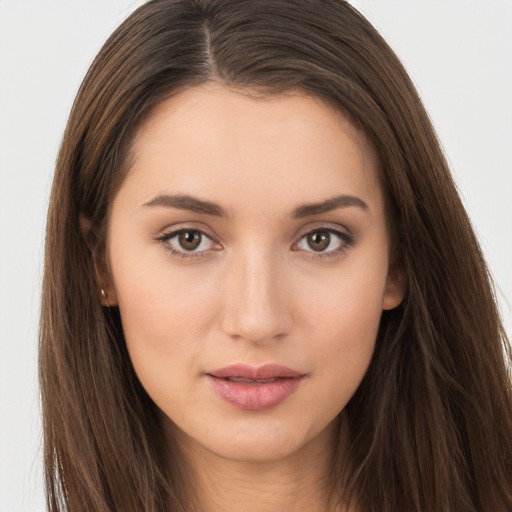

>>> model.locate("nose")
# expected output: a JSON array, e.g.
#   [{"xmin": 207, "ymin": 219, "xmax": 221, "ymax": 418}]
[{"xmin": 220, "ymin": 244, "xmax": 293, "ymax": 345}]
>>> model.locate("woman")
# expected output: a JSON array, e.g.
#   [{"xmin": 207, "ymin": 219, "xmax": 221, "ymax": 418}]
[{"xmin": 39, "ymin": 0, "xmax": 512, "ymax": 510}]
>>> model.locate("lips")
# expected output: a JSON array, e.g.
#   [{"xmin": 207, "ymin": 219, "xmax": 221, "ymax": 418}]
[
  {"xmin": 209, "ymin": 364, "xmax": 303, "ymax": 380},
  {"xmin": 207, "ymin": 364, "xmax": 305, "ymax": 411}
]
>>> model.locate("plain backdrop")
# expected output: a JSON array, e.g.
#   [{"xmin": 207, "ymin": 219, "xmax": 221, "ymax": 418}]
[{"xmin": 0, "ymin": 1, "xmax": 511, "ymax": 510}]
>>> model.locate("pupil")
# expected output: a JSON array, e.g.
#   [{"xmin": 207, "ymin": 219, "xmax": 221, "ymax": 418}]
[
  {"xmin": 308, "ymin": 231, "xmax": 329, "ymax": 251},
  {"xmin": 180, "ymin": 231, "xmax": 200, "ymax": 250}
]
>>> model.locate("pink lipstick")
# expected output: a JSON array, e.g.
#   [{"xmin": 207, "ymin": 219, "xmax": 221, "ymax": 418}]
[{"xmin": 206, "ymin": 364, "xmax": 304, "ymax": 411}]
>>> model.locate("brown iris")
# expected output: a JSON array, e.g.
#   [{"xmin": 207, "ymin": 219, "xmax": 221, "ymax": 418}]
[
  {"xmin": 307, "ymin": 231, "xmax": 330, "ymax": 252},
  {"xmin": 179, "ymin": 231, "xmax": 202, "ymax": 250}
]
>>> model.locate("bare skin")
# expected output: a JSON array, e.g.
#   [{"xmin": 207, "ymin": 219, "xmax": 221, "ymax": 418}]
[
  {"xmin": 165, "ymin": 412, "xmax": 345, "ymax": 512},
  {"xmin": 101, "ymin": 82, "xmax": 404, "ymax": 511}
]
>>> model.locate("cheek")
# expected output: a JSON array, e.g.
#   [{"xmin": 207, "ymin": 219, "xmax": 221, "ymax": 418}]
[
  {"xmin": 299, "ymin": 255, "xmax": 387, "ymax": 403},
  {"xmin": 302, "ymin": 251, "xmax": 387, "ymax": 338},
  {"xmin": 109, "ymin": 243, "xmax": 220, "ymax": 378}
]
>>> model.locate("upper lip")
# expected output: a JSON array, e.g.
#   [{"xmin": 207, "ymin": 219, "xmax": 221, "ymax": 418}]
[{"xmin": 208, "ymin": 364, "xmax": 304, "ymax": 380}]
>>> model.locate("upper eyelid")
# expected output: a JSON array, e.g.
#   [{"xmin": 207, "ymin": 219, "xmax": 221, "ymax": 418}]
[
  {"xmin": 298, "ymin": 227, "xmax": 349, "ymax": 241},
  {"xmin": 157, "ymin": 223, "xmax": 351, "ymax": 239},
  {"xmin": 158, "ymin": 227, "xmax": 215, "ymax": 243}
]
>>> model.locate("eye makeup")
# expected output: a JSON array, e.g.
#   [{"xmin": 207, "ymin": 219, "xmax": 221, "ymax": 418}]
[
  {"xmin": 154, "ymin": 225, "xmax": 355, "ymax": 262},
  {"xmin": 296, "ymin": 226, "xmax": 355, "ymax": 261},
  {"xmin": 155, "ymin": 228, "xmax": 219, "ymax": 260}
]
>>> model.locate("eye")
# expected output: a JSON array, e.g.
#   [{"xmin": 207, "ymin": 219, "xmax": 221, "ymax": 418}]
[
  {"xmin": 295, "ymin": 227, "xmax": 354, "ymax": 260},
  {"xmin": 156, "ymin": 228, "xmax": 218, "ymax": 259}
]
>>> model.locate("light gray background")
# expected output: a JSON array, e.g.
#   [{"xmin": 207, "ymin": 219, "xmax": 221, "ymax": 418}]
[{"xmin": 1, "ymin": 1, "xmax": 510, "ymax": 510}]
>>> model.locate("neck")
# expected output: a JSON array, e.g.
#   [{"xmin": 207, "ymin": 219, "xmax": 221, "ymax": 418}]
[{"xmin": 164, "ymin": 414, "xmax": 353, "ymax": 512}]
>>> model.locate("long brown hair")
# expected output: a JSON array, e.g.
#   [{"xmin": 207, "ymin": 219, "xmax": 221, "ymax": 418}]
[{"xmin": 39, "ymin": 1, "xmax": 512, "ymax": 510}]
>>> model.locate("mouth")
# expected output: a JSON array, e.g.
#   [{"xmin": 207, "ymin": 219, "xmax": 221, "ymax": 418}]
[{"xmin": 206, "ymin": 364, "xmax": 305, "ymax": 411}]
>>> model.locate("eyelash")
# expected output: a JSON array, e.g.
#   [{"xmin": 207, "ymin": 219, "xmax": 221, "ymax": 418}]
[
  {"xmin": 155, "ymin": 226, "xmax": 355, "ymax": 261},
  {"xmin": 296, "ymin": 227, "xmax": 355, "ymax": 260},
  {"xmin": 156, "ymin": 229, "xmax": 219, "ymax": 261}
]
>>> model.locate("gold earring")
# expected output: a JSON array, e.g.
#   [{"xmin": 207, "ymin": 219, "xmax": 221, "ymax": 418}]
[{"xmin": 100, "ymin": 289, "xmax": 108, "ymax": 302}]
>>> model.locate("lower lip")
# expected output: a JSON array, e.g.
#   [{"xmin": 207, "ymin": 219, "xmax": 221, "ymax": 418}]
[{"xmin": 207, "ymin": 375, "xmax": 303, "ymax": 411}]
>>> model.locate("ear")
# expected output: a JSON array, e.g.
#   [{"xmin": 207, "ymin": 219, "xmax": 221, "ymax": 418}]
[
  {"xmin": 80, "ymin": 215, "xmax": 118, "ymax": 307},
  {"xmin": 382, "ymin": 255, "xmax": 406, "ymax": 310},
  {"xmin": 94, "ymin": 249, "xmax": 119, "ymax": 307}
]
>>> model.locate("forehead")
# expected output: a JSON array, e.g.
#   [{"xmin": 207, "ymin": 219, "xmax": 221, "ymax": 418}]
[{"xmin": 118, "ymin": 82, "xmax": 383, "ymax": 221}]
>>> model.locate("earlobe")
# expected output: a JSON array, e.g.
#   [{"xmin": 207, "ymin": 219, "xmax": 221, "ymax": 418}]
[
  {"xmin": 383, "ymin": 259, "xmax": 406, "ymax": 310},
  {"xmin": 99, "ymin": 285, "xmax": 118, "ymax": 307},
  {"xmin": 79, "ymin": 214, "xmax": 119, "ymax": 307},
  {"xmin": 95, "ymin": 250, "xmax": 119, "ymax": 307}
]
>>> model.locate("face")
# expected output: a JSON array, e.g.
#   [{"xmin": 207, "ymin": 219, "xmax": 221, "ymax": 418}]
[{"xmin": 103, "ymin": 82, "xmax": 403, "ymax": 463}]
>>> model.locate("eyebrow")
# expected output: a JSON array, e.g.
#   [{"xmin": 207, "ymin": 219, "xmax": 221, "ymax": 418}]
[
  {"xmin": 292, "ymin": 194, "xmax": 369, "ymax": 217},
  {"xmin": 142, "ymin": 193, "xmax": 369, "ymax": 219},
  {"xmin": 142, "ymin": 194, "xmax": 231, "ymax": 218}
]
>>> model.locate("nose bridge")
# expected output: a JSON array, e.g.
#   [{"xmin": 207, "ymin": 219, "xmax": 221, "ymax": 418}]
[{"xmin": 221, "ymin": 241, "xmax": 292, "ymax": 344}]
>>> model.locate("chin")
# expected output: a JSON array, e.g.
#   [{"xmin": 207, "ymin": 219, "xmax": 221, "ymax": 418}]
[
  {"xmin": 166, "ymin": 410, "xmax": 339, "ymax": 466},
  {"xmin": 212, "ymin": 433, "xmax": 304, "ymax": 463}
]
